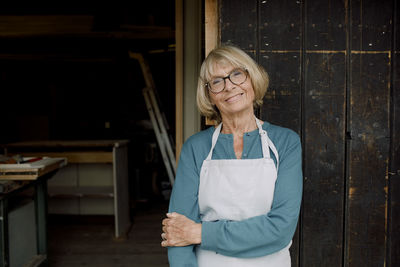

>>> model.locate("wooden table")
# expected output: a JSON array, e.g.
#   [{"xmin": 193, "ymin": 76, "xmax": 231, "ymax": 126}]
[
  {"xmin": 0, "ymin": 157, "xmax": 66, "ymax": 267},
  {"xmin": 3, "ymin": 140, "xmax": 131, "ymax": 239}
]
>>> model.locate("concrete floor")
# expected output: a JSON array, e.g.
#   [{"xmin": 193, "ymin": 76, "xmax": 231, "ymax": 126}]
[{"xmin": 48, "ymin": 203, "xmax": 169, "ymax": 267}]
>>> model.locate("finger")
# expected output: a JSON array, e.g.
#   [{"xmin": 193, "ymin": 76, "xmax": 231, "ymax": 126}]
[
  {"xmin": 162, "ymin": 218, "xmax": 169, "ymax": 226},
  {"xmin": 166, "ymin": 212, "xmax": 178, "ymax": 218},
  {"xmin": 161, "ymin": 240, "xmax": 167, "ymax": 247},
  {"xmin": 161, "ymin": 233, "xmax": 166, "ymax": 240}
]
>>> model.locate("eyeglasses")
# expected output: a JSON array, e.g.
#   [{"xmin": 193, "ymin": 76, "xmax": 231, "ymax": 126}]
[{"xmin": 205, "ymin": 68, "xmax": 248, "ymax": 94}]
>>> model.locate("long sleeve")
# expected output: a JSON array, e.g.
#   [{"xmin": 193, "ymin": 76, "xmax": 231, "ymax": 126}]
[
  {"xmin": 167, "ymin": 131, "xmax": 211, "ymax": 267},
  {"xmin": 200, "ymin": 131, "xmax": 302, "ymax": 258}
]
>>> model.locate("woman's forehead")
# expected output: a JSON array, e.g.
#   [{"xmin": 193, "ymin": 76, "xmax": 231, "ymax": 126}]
[{"xmin": 208, "ymin": 61, "xmax": 238, "ymax": 77}]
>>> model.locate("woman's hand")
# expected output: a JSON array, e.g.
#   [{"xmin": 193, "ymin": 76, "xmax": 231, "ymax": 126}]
[{"xmin": 161, "ymin": 212, "xmax": 202, "ymax": 247}]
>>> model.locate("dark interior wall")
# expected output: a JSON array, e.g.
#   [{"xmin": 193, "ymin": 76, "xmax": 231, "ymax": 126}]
[
  {"xmin": 0, "ymin": 2, "xmax": 175, "ymax": 142},
  {"xmin": 0, "ymin": 2, "xmax": 176, "ymax": 202},
  {"xmin": 219, "ymin": 0, "xmax": 399, "ymax": 266}
]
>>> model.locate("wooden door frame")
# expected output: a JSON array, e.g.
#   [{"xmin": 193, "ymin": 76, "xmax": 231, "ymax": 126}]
[{"xmin": 175, "ymin": 0, "xmax": 206, "ymax": 160}]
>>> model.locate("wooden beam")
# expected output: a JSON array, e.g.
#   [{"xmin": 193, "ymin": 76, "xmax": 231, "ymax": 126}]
[
  {"xmin": 205, "ymin": 0, "xmax": 218, "ymax": 56},
  {"xmin": 8, "ymin": 152, "xmax": 113, "ymax": 164},
  {"xmin": 175, "ymin": 0, "xmax": 184, "ymax": 161},
  {"xmin": 205, "ymin": 0, "xmax": 219, "ymax": 126},
  {"xmin": 0, "ymin": 15, "xmax": 174, "ymax": 39}
]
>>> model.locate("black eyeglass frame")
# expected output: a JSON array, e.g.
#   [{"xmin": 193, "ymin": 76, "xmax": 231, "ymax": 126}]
[{"xmin": 205, "ymin": 68, "xmax": 248, "ymax": 94}]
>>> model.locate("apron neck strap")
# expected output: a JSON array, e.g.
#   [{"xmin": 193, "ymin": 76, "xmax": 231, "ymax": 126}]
[
  {"xmin": 206, "ymin": 123, "xmax": 222, "ymax": 160},
  {"xmin": 255, "ymin": 117, "xmax": 271, "ymax": 159},
  {"xmin": 206, "ymin": 117, "xmax": 279, "ymax": 168}
]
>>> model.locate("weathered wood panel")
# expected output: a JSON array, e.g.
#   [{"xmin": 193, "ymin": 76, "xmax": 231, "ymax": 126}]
[
  {"xmin": 259, "ymin": 51, "xmax": 301, "ymax": 267},
  {"xmin": 258, "ymin": 0, "xmax": 302, "ymax": 132},
  {"xmin": 390, "ymin": 53, "xmax": 400, "ymax": 267},
  {"xmin": 257, "ymin": 3, "xmax": 302, "ymax": 265},
  {"xmin": 220, "ymin": 0, "xmax": 258, "ymax": 54},
  {"xmin": 258, "ymin": 1, "xmax": 303, "ymax": 265},
  {"xmin": 346, "ymin": 0, "xmax": 392, "ymax": 266},
  {"xmin": 258, "ymin": 0, "xmax": 302, "ymax": 51},
  {"xmin": 260, "ymin": 52, "xmax": 301, "ymax": 132},
  {"xmin": 389, "ymin": 1, "xmax": 400, "ymax": 265},
  {"xmin": 303, "ymin": 53, "xmax": 346, "ymax": 267},
  {"xmin": 351, "ymin": 0, "xmax": 393, "ymax": 52},
  {"xmin": 218, "ymin": 0, "xmax": 397, "ymax": 266},
  {"xmin": 305, "ymin": 0, "xmax": 346, "ymax": 51},
  {"xmin": 347, "ymin": 53, "xmax": 390, "ymax": 266},
  {"xmin": 302, "ymin": 1, "xmax": 346, "ymax": 266}
]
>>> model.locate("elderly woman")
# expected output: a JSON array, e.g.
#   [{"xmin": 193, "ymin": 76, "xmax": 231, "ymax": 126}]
[{"xmin": 161, "ymin": 45, "xmax": 302, "ymax": 267}]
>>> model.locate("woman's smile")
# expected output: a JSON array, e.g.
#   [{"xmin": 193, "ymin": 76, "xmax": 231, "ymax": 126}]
[{"xmin": 225, "ymin": 92, "xmax": 244, "ymax": 103}]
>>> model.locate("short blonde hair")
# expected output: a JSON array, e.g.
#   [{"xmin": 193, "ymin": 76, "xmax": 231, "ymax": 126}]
[{"xmin": 196, "ymin": 45, "xmax": 269, "ymax": 122}]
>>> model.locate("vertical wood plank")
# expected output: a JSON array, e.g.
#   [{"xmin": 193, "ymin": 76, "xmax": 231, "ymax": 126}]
[
  {"xmin": 259, "ymin": 0, "xmax": 302, "ymax": 51},
  {"xmin": 303, "ymin": 52, "xmax": 346, "ymax": 267},
  {"xmin": 389, "ymin": 55, "xmax": 400, "ymax": 266},
  {"xmin": 258, "ymin": 1, "xmax": 302, "ymax": 266},
  {"xmin": 260, "ymin": 52, "xmax": 301, "ymax": 267},
  {"xmin": 175, "ymin": 0, "xmax": 183, "ymax": 160},
  {"xmin": 260, "ymin": 52, "xmax": 301, "ymax": 132},
  {"xmin": 347, "ymin": 0, "xmax": 392, "ymax": 266},
  {"xmin": 389, "ymin": 0, "xmax": 400, "ymax": 265},
  {"xmin": 258, "ymin": 0, "xmax": 302, "ymax": 131},
  {"xmin": 302, "ymin": 1, "xmax": 347, "ymax": 266},
  {"xmin": 205, "ymin": 0, "xmax": 218, "ymax": 56},
  {"xmin": 305, "ymin": 0, "xmax": 346, "ymax": 50},
  {"xmin": 220, "ymin": 0, "xmax": 258, "ymax": 53},
  {"xmin": 351, "ymin": 0, "xmax": 393, "ymax": 52},
  {"xmin": 347, "ymin": 53, "xmax": 390, "ymax": 266}
]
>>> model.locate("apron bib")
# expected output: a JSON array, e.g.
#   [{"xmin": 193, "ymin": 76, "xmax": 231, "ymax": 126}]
[{"xmin": 196, "ymin": 118, "xmax": 291, "ymax": 267}]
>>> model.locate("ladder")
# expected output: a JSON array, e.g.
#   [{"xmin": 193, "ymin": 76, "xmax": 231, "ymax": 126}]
[{"xmin": 128, "ymin": 52, "xmax": 176, "ymax": 186}]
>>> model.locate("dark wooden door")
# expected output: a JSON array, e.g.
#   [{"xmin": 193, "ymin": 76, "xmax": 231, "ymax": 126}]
[{"xmin": 218, "ymin": 0, "xmax": 399, "ymax": 266}]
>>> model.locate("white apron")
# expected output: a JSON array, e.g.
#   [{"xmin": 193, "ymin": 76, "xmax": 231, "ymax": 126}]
[{"xmin": 196, "ymin": 118, "xmax": 291, "ymax": 267}]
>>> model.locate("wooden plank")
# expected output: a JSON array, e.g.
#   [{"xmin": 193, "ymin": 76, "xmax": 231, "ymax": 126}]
[
  {"xmin": 305, "ymin": 0, "xmax": 346, "ymax": 51},
  {"xmin": 0, "ymin": 15, "xmax": 174, "ymax": 39},
  {"xmin": 389, "ymin": 1, "xmax": 400, "ymax": 264},
  {"xmin": 347, "ymin": 1, "xmax": 392, "ymax": 266},
  {"xmin": 9, "ymin": 152, "xmax": 113, "ymax": 164},
  {"xmin": 347, "ymin": 53, "xmax": 390, "ymax": 266},
  {"xmin": 0, "ymin": 158, "xmax": 66, "ymax": 180},
  {"xmin": 175, "ymin": 0, "xmax": 183, "ymax": 160},
  {"xmin": 302, "ymin": 52, "xmax": 346, "ymax": 267},
  {"xmin": 220, "ymin": 0, "xmax": 258, "ymax": 52},
  {"xmin": 258, "ymin": 3, "xmax": 302, "ymax": 264},
  {"xmin": 4, "ymin": 140, "xmax": 128, "ymax": 149},
  {"xmin": 0, "ymin": 15, "xmax": 94, "ymax": 36},
  {"xmin": 205, "ymin": 0, "xmax": 218, "ymax": 56},
  {"xmin": 259, "ymin": 51, "xmax": 301, "ymax": 266},
  {"xmin": 301, "ymin": 2, "xmax": 347, "ymax": 265},
  {"xmin": 259, "ymin": 0, "xmax": 302, "ymax": 51},
  {"xmin": 259, "ymin": 52, "xmax": 301, "ymax": 132},
  {"xmin": 351, "ymin": 0, "xmax": 393, "ymax": 51}
]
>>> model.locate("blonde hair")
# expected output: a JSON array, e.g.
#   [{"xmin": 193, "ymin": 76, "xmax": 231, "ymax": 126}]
[{"xmin": 196, "ymin": 45, "xmax": 269, "ymax": 122}]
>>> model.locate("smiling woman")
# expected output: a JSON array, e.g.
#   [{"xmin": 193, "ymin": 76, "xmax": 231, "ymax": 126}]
[
  {"xmin": 197, "ymin": 46, "xmax": 269, "ymax": 123},
  {"xmin": 162, "ymin": 45, "xmax": 303, "ymax": 267}
]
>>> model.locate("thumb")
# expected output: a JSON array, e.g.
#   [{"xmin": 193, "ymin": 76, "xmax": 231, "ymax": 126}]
[{"xmin": 166, "ymin": 212, "xmax": 179, "ymax": 218}]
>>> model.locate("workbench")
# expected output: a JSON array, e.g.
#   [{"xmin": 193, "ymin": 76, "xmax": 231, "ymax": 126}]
[
  {"xmin": 0, "ymin": 157, "xmax": 66, "ymax": 267},
  {"xmin": 3, "ymin": 140, "xmax": 131, "ymax": 239}
]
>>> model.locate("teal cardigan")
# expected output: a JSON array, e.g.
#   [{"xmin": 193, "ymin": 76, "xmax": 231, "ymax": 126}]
[{"xmin": 168, "ymin": 121, "xmax": 303, "ymax": 267}]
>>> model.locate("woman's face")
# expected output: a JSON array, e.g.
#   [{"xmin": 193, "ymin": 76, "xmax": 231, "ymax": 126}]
[{"xmin": 208, "ymin": 63, "xmax": 255, "ymax": 118}]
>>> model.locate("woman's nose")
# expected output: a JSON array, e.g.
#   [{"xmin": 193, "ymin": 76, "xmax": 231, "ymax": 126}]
[{"xmin": 224, "ymin": 78, "xmax": 236, "ymax": 91}]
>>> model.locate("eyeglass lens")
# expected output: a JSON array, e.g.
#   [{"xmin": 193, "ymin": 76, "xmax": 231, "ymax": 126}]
[{"xmin": 208, "ymin": 69, "xmax": 247, "ymax": 93}]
